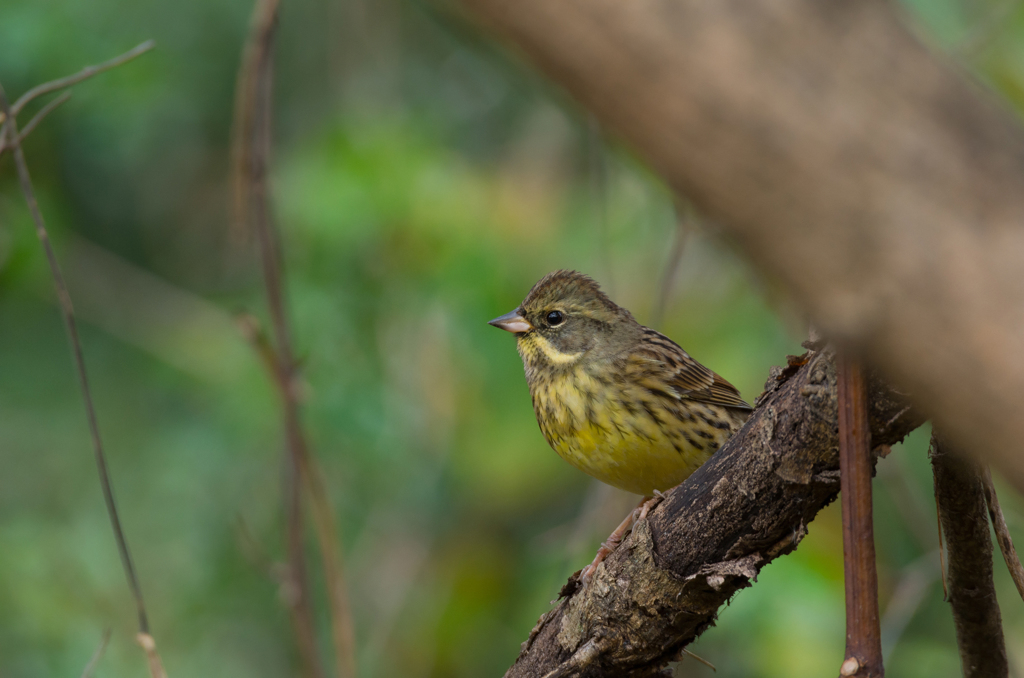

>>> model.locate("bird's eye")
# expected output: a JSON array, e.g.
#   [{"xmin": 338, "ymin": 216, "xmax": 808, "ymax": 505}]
[{"xmin": 546, "ymin": 310, "xmax": 564, "ymax": 326}]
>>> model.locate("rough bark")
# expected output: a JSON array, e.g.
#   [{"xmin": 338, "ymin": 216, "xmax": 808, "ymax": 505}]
[
  {"xmin": 930, "ymin": 434, "xmax": 1008, "ymax": 678},
  {"xmin": 506, "ymin": 350, "xmax": 923, "ymax": 678},
  {"xmin": 458, "ymin": 0, "xmax": 1024, "ymax": 492}
]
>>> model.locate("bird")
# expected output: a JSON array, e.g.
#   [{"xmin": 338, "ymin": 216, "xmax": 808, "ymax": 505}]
[{"xmin": 489, "ymin": 269, "xmax": 752, "ymax": 583}]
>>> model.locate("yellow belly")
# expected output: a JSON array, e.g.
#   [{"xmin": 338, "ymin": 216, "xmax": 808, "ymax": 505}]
[{"xmin": 530, "ymin": 369, "xmax": 737, "ymax": 496}]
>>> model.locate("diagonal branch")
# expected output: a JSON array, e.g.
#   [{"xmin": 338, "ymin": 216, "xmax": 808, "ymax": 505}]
[
  {"xmin": 0, "ymin": 56, "xmax": 164, "ymax": 677},
  {"xmin": 930, "ymin": 433, "xmax": 1008, "ymax": 678},
  {"xmin": 506, "ymin": 349, "xmax": 923, "ymax": 678},
  {"xmin": 980, "ymin": 468, "xmax": 1024, "ymax": 603},
  {"xmin": 6, "ymin": 41, "xmax": 154, "ymax": 121},
  {"xmin": 0, "ymin": 91, "xmax": 71, "ymax": 158}
]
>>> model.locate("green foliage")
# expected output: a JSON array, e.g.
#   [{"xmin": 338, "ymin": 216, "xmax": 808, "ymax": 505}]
[{"xmin": 2, "ymin": 0, "xmax": 1024, "ymax": 677}]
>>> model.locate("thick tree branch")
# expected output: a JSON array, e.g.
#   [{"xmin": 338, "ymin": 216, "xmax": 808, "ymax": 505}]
[
  {"xmin": 458, "ymin": 0, "xmax": 1024, "ymax": 492},
  {"xmin": 506, "ymin": 349, "xmax": 923, "ymax": 678},
  {"xmin": 929, "ymin": 434, "xmax": 1008, "ymax": 678}
]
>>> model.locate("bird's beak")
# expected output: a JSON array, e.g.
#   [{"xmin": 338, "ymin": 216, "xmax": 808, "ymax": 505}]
[{"xmin": 488, "ymin": 309, "xmax": 533, "ymax": 334}]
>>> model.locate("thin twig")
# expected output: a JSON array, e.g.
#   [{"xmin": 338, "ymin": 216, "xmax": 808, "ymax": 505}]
[
  {"xmin": 936, "ymin": 494, "xmax": 949, "ymax": 601},
  {"xmin": 231, "ymin": 0, "xmax": 280, "ymax": 241},
  {"xmin": 837, "ymin": 356, "xmax": 884, "ymax": 678},
  {"xmin": 930, "ymin": 433, "xmax": 1008, "ymax": 678},
  {"xmin": 7, "ymin": 41, "xmax": 154, "ymax": 121},
  {"xmin": 79, "ymin": 629, "xmax": 112, "ymax": 678},
  {"xmin": 300, "ymin": 450, "xmax": 359, "ymax": 678},
  {"xmin": 680, "ymin": 648, "xmax": 716, "ymax": 672},
  {"xmin": 15, "ymin": 91, "xmax": 72, "ymax": 144},
  {"xmin": 233, "ymin": 0, "xmax": 358, "ymax": 676},
  {"xmin": 136, "ymin": 633, "xmax": 169, "ymax": 678},
  {"xmin": 0, "ymin": 91, "xmax": 71, "ymax": 157},
  {"xmin": 981, "ymin": 467, "xmax": 1024, "ymax": 602},
  {"xmin": 650, "ymin": 199, "xmax": 690, "ymax": 330},
  {"xmin": 240, "ymin": 316, "xmax": 359, "ymax": 678},
  {"xmin": 0, "ymin": 83, "xmax": 155, "ymax": 639},
  {"xmin": 232, "ymin": 2, "xmax": 324, "ymax": 674}
]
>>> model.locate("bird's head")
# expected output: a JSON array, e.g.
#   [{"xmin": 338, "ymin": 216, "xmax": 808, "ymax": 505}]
[{"xmin": 489, "ymin": 270, "xmax": 638, "ymax": 370}]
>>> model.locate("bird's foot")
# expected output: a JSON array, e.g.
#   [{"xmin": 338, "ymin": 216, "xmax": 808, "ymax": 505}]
[{"xmin": 579, "ymin": 494, "xmax": 664, "ymax": 586}]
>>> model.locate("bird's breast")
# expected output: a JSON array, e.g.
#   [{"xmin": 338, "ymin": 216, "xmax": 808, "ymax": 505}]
[{"xmin": 527, "ymin": 364, "xmax": 736, "ymax": 495}]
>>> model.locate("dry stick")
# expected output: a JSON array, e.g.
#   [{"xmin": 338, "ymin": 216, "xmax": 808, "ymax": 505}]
[
  {"xmin": 936, "ymin": 501, "xmax": 949, "ymax": 601},
  {"xmin": 0, "ymin": 85, "xmax": 167, "ymax": 678},
  {"xmin": 837, "ymin": 357, "xmax": 884, "ymax": 678},
  {"xmin": 299, "ymin": 450, "xmax": 359, "ymax": 678},
  {"xmin": 79, "ymin": 629, "xmax": 112, "ymax": 678},
  {"xmin": 981, "ymin": 468, "xmax": 1024, "ymax": 602},
  {"xmin": 231, "ymin": 0, "xmax": 279, "ymax": 241},
  {"xmin": 231, "ymin": 3, "xmax": 325, "ymax": 677},
  {"xmin": 239, "ymin": 317, "xmax": 359, "ymax": 678},
  {"xmin": 233, "ymin": 1, "xmax": 357, "ymax": 676},
  {"xmin": 0, "ymin": 91, "xmax": 71, "ymax": 157},
  {"xmin": 8, "ymin": 41, "xmax": 154, "ymax": 120},
  {"xmin": 930, "ymin": 434, "xmax": 1009, "ymax": 678}
]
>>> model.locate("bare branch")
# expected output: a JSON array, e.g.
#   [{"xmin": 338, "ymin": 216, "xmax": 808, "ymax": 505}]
[
  {"xmin": 15, "ymin": 92, "xmax": 72, "ymax": 144},
  {"xmin": 837, "ymin": 357, "xmax": 883, "ymax": 677},
  {"xmin": 231, "ymin": 0, "xmax": 280, "ymax": 241},
  {"xmin": 0, "ymin": 82, "xmax": 154, "ymax": 638},
  {"xmin": 8, "ymin": 41, "xmax": 154, "ymax": 121},
  {"xmin": 233, "ymin": 1, "xmax": 357, "ymax": 676},
  {"xmin": 136, "ymin": 633, "xmax": 169, "ymax": 678},
  {"xmin": 981, "ymin": 468, "xmax": 1024, "ymax": 603},
  {"xmin": 930, "ymin": 433, "xmax": 1008, "ymax": 678},
  {"xmin": 301, "ymin": 452, "xmax": 359, "ymax": 678},
  {"xmin": 0, "ymin": 91, "xmax": 71, "ymax": 157},
  {"xmin": 230, "ymin": 3, "xmax": 324, "ymax": 672}
]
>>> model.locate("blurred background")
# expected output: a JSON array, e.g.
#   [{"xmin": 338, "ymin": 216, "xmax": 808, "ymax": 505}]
[{"xmin": 3, "ymin": 0, "xmax": 1024, "ymax": 676}]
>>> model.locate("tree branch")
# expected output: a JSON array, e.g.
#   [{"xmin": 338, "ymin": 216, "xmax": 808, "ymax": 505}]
[
  {"xmin": 929, "ymin": 433, "xmax": 1008, "ymax": 678},
  {"xmin": 231, "ymin": 2, "xmax": 325, "ymax": 677},
  {"xmin": 837, "ymin": 357, "xmax": 883, "ymax": 677},
  {"xmin": 980, "ymin": 468, "xmax": 1024, "ymax": 603},
  {"xmin": 0, "ymin": 48, "xmax": 164, "ymax": 677},
  {"xmin": 6, "ymin": 41, "xmax": 154, "ymax": 121},
  {"xmin": 457, "ymin": 0, "xmax": 1024, "ymax": 493},
  {"xmin": 0, "ymin": 91, "xmax": 71, "ymax": 158},
  {"xmin": 506, "ymin": 349, "xmax": 923, "ymax": 678},
  {"xmin": 232, "ymin": 1, "xmax": 358, "ymax": 676}
]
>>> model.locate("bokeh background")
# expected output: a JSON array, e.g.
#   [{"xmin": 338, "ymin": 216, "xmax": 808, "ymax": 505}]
[{"xmin": 3, "ymin": 0, "xmax": 1024, "ymax": 676}]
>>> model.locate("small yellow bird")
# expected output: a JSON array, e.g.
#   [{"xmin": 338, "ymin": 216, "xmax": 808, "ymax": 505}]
[{"xmin": 490, "ymin": 270, "xmax": 751, "ymax": 580}]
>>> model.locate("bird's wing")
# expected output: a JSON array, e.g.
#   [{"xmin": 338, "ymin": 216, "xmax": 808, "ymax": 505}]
[{"xmin": 627, "ymin": 328, "xmax": 752, "ymax": 410}]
